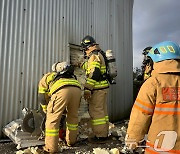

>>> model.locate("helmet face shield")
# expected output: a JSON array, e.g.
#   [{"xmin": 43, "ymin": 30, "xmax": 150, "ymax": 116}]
[{"xmin": 148, "ymin": 41, "xmax": 180, "ymax": 62}]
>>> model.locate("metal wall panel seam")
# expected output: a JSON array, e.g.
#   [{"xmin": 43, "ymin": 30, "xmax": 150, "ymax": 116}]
[
  {"xmin": 8, "ymin": 0, "xmax": 17, "ymax": 120},
  {"xmin": 12, "ymin": 0, "xmax": 22, "ymax": 118},
  {"xmin": 38, "ymin": 0, "xmax": 45, "ymax": 77},
  {"xmin": 54, "ymin": 0, "xmax": 60, "ymax": 63},
  {"xmin": 1, "ymin": 0, "xmax": 10, "ymax": 126},
  {"xmin": 17, "ymin": 0, "xmax": 25, "ymax": 117},
  {"xmin": 0, "ymin": 0, "xmax": 6, "ymax": 128},
  {"xmin": 33, "ymin": 0, "xmax": 41, "ymax": 109}
]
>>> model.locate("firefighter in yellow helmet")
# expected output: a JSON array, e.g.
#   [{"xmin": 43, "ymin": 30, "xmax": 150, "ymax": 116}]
[
  {"xmin": 38, "ymin": 61, "xmax": 81, "ymax": 153},
  {"xmin": 125, "ymin": 41, "xmax": 180, "ymax": 153},
  {"xmin": 80, "ymin": 35, "xmax": 109, "ymax": 143}
]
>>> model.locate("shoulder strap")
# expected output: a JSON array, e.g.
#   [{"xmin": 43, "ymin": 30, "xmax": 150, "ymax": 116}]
[{"xmin": 92, "ymin": 50, "xmax": 108, "ymax": 78}]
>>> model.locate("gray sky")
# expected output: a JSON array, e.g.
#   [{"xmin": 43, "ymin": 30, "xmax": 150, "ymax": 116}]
[{"xmin": 133, "ymin": 0, "xmax": 180, "ymax": 68}]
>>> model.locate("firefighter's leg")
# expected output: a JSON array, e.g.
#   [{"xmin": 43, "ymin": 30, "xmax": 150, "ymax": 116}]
[
  {"xmin": 88, "ymin": 89, "xmax": 108, "ymax": 137},
  {"xmin": 65, "ymin": 87, "xmax": 81, "ymax": 146},
  {"xmin": 103, "ymin": 89, "xmax": 109, "ymax": 134},
  {"xmin": 44, "ymin": 91, "xmax": 67, "ymax": 153}
]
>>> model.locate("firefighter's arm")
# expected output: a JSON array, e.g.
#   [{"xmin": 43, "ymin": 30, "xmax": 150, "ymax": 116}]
[
  {"xmin": 125, "ymin": 78, "xmax": 157, "ymax": 149},
  {"xmin": 84, "ymin": 54, "xmax": 101, "ymax": 90},
  {"xmin": 38, "ymin": 73, "xmax": 50, "ymax": 113},
  {"xmin": 81, "ymin": 61, "xmax": 88, "ymax": 70}
]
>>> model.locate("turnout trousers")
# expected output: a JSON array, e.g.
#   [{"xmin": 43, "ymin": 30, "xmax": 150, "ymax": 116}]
[
  {"xmin": 88, "ymin": 89, "xmax": 109, "ymax": 137},
  {"xmin": 44, "ymin": 86, "xmax": 81, "ymax": 153}
]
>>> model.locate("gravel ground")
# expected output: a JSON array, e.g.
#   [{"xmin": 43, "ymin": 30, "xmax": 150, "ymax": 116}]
[
  {"xmin": 0, "ymin": 141, "xmax": 17, "ymax": 154},
  {"xmin": 0, "ymin": 136, "xmax": 123, "ymax": 154},
  {"xmin": 0, "ymin": 120, "xmax": 132, "ymax": 154}
]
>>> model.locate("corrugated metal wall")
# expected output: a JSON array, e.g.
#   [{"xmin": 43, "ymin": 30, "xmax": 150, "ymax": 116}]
[{"xmin": 0, "ymin": 0, "xmax": 134, "ymax": 137}]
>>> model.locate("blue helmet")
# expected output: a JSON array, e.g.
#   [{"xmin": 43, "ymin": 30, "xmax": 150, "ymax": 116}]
[{"xmin": 147, "ymin": 41, "xmax": 180, "ymax": 62}]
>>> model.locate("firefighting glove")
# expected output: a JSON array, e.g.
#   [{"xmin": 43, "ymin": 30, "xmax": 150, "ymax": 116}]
[
  {"xmin": 40, "ymin": 104, "xmax": 47, "ymax": 114},
  {"xmin": 125, "ymin": 135, "xmax": 138, "ymax": 152},
  {"xmin": 84, "ymin": 89, "xmax": 92, "ymax": 100}
]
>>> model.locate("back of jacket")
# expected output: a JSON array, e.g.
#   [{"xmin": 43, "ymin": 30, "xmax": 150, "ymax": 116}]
[
  {"xmin": 83, "ymin": 45, "xmax": 109, "ymax": 90},
  {"xmin": 126, "ymin": 60, "xmax": 180, "ymax": 153}
]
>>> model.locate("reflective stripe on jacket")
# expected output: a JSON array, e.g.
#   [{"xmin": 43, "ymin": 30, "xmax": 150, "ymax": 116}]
[
  {"xmin": 38, "ymin": 72, "xmax": 81, "ymax": 96},
  {"xmin": 82, "ymin": 50, "xmax": 109, "ymax": 90},
  {"xmin": 126, "ymin": 60, "xmax": 180, "ymax": 153}
]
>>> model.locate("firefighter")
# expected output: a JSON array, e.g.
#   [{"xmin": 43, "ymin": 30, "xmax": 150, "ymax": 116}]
[
  {"xmin": 80, "ymin": 35, "xmax": 109, "ymax": 143},
  {"xmin": 125, "ymin": 41, "xmax": 180, "ymax": 153},
  {"xmin": 38, "ymin": 61, "xmax": 81, "ymax": 153},
  {"xmin": 142, "ymin": 46, "xmax": 153, "ymax": 81}
]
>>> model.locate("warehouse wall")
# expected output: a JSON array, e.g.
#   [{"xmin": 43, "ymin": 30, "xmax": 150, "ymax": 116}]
[{"xmin": 0, "ymin": 0, "xmax": 134, "ymax": 137}]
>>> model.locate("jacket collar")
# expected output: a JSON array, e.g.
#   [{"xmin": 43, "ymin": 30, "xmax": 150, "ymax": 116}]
[
  {"xmin": 153, "ymin": 59, "xmax": 180, "ymax": 74},
  {"xmin": 85, "ymin": 45, "xmax": 100, "ymax": 56}
]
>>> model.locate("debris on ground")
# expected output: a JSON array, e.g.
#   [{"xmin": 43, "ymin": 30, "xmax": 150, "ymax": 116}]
[
  {"xmin": 2, "ymin": 111, "xmax": 145, "ymax": 154},
  {"xmin": 0, "ymin": 104, "xmax": 144, "ymax": 154},
  {"xmin": 15, "ymin": 147, "xmax": 40, "ymax": 154},
  {"xmin": 2, "ymin": 108, "xmax": 45, "ymax": 150}
]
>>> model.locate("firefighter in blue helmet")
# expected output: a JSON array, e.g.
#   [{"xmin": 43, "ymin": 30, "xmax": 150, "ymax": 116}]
[{"xmin": 126, "ymin": 41, "xmax": 180, "ymax": 153}]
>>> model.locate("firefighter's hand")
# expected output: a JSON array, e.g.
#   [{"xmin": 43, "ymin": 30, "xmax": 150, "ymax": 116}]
[
  {"xmin": 125, "ymin": 135, "xmax": 138, "ymax": 151},
  {"xmin": 40, "ymin": 104, "xmax": 47, "ymax": 114},
  {"xmin": 84, "ymin": 89, "xmax": 92, "ymax": 100}
]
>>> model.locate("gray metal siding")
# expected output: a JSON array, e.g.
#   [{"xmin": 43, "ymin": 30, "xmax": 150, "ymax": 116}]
[{"xmin": 0, "ymin": 0, "xmax": 133, "ymax": 137}]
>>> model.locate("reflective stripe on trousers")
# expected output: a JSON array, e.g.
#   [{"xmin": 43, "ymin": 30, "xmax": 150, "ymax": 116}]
[
  {"xmin": 45, "ymin": 128, "xmax": 59, "ymax": 137},
  {"xmin": 92, "ymin": 117, "xmax": 107, "ymax": 126},
  {"xmin": 66, "ymin": 123, "xmax": 78, "ymax": 130}
]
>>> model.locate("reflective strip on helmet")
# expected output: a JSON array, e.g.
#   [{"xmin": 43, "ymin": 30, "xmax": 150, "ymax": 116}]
[
  {"xmin": 49, "ymin": 79, "xmax": 81, "ymax": 95},
  {"xmin": 92, "ymin": 117, "xmax": 106, "ymax": 126},
  {"xmin": 38, "ymin": 86, "xmax": 49, "ymax": 93},
  {"xmin": 84, "ymin": 39, "xmax": 91, "ymax": 43},
  {"xmin": 45, "ymin": 128, "xmax": 59, "ymax": 137},
  {"xmin": 133, "ymin": 98, "xmax": 154, "ymax": 114},
  {"xmin": 167, "ymin": 46, "xmax": 175, "ymax": 53},
  {"xmin": 159, "ymin": 47, "xmax": 167, "ymax": 53},
  {"xmin": 66, "ymin": 123, "xmax": 78, "ymax": 130}
]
